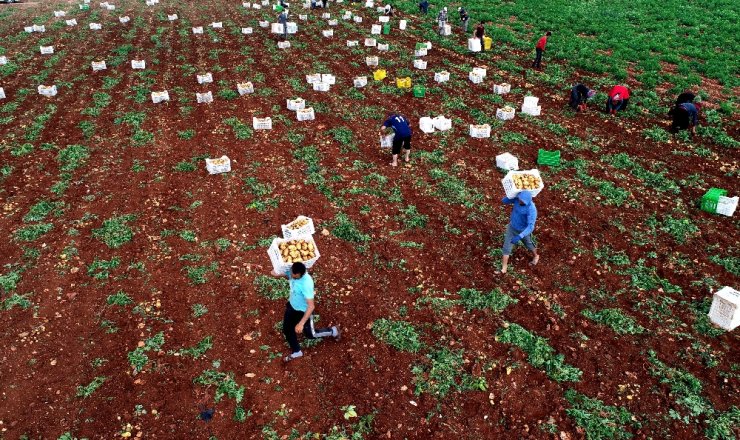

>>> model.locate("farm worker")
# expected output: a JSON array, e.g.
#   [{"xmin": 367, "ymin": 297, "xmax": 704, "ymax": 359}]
[
  {"xmin": 418, "ymin": 0, "xmax": 428, "ymax": 14},
  {"xmin": 379, "ymin": 113, "xmax": 412, "ymax": 167},
  {"xmin": 384, "ymin": 3, "xmax": 393, "ymax": 15},
  {"xmin": 278, "ymin": 9, "xmax": 288, "ymax": 39},
  {"xmin": 532, "ymin": 31, "xmax": 551, "ymax": 68},
  {"xmin": 437, "ymin": 7, "xmax": 448, "ymax": 35},
  {"xmin": 669, "ymin": 102, "xmax": 700, "ymax": 134},
  {"xmin": 474, "ymin": 21, "xmax": 484, "ymax": 40},
  {"xmin": 605, "ymin": 85, "xmax": 630, "ymax": 115},
  {"xmin": 568, "ymin": 83, "xmax": 596, "ymax": 112},
  {"xmin": 458, "ymin": 7, "xmax": 469, "ymax": 32},
  {"xmin": 271, "ymin": 262, "xmax": 341, "ymax": 363},
  {"xmin": 499, "ymin": 190, "xmax": 539, "ymax": 274},
  {"xmin": 675, "ymin": 90, "xmax": 696, "ymax": 106}
]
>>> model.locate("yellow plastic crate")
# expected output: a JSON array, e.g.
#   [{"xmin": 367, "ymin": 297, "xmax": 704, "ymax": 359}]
[
  {"xmin": 373, "ymin": 69, "xmax": 387, "ymax": 81},
  {"xmin": 396, "ymin": 77, "xmax": 411, "ymax": 88}
]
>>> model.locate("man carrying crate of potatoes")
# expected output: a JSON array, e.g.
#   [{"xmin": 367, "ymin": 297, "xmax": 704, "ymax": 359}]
[
  {"xmin": 498, "ymin": 190, "xmax": 539, "ymax": 274},
  {"xmin": 271, "ymin": 262, "xmax": 341, "ymax": 363}
]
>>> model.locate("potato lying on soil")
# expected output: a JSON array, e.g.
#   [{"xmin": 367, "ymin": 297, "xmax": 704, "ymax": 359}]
[{"xmin": 278, "ymin": 239, "xmax": 316, "ymax": 263}]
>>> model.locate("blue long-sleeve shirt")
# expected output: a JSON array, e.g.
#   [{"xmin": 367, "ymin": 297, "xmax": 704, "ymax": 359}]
[
  {"xmin": 680, "ymin": 102, "xmax": 698, "ymax": 126},
  {"xmin": 503, "ymin": 190, "xmax": 537, "ymax": 238}
]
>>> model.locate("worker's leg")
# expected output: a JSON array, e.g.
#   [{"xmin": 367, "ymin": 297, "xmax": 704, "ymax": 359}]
[
  {"xmin": 303, "ymin": 315, "xmax": 338, "ymax": 339},
  {"xmin": 500, "ymin": 225, "xmax": 516, "ymax": 274},
  {"xmin": 522, "ymin": 235, "xmax": 539, "ymax": 266},
  {"xmin": 403, "ymin": 137, "xmax": 411, "ymax": 162},
  {"xmin": 283, "ymin": 303, "xmax": 303, "ymax": 354},
  {"xmin": 390, "ymin": 138, "xmax": 401, "ymax": 166}
]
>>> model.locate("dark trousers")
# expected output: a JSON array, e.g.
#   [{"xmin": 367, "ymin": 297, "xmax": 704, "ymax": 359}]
[
  {"xmin": 606, "ymin": 97, "xmax": 629, "ymax": 113},
  {"xmin": 533, "ymin": 48, "xmax": 543, "ymax": 67},
  {"xmin": 283, "ymin": 302, "xmax": 333, "ymax": 353}
]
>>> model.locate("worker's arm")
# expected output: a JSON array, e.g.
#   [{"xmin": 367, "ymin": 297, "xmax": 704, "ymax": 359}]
[
  {"xmin": 502, "ymin": 196, "xmax": 517, "ymax": 205},
  {"xmin": 295, "ymin": 299, "xmax": 315, "ymax": 334},
  {"xmin": 518, "ymin": 208, "xmax": 538, "ymax": 238}
]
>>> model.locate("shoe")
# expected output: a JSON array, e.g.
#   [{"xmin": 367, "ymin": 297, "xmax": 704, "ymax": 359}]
[
  {"xmin": 332, "ymin": 326, "xmax": 342, "ymax": 342},
  {"xmin": 283, "ymin": 351, "xmax": 303, "ymax": 363}
]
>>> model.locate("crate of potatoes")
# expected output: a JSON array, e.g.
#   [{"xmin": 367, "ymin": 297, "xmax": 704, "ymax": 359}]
[
  {"xmin": 281, "ymin": 215, "xmax": 316, "ymax": 239},
  {"xmin": 502, "ymin": 169, "xmax": 544, "ymax": 198},
  {"xmin": 268, "ymin": 235, "xmax": 320, "ymax": 273}
]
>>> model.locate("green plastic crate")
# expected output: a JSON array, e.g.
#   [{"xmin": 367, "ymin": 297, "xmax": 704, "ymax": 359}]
[
  {"xmin": 413, "ymin": 85, "xmax": 425, "ymax": 98},
  {"xmin": 701, "ymin": 188, "xmax": 727, "ymax": 213},
  {"xmin": 537, "ymin": 149, "xmax": 561, "ymax": 166},
  {"xmin": 382, "ymin": 24, "xmax": 390, "ymax": 35}
]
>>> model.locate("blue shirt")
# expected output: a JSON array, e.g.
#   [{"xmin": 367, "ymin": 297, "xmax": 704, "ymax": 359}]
[
  {"xmin": 503, "ymin": 190, "xmax": 537, "ymax": 238},
  {"xmin": 383, "ymin": 114, "xmax": 412, "ymax": 138},
  {"xmin": 285, "ymin": 271, "xmax": 314, "ymax": 312},
  {"xmin": 680, "ymin": 103, "xmax": 698, "ymax": 126}
]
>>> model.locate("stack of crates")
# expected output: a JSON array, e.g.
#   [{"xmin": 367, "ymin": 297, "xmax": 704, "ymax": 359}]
[{"xmin": 537, "ymin": 149, "xmax": 561, "ymax": 166}]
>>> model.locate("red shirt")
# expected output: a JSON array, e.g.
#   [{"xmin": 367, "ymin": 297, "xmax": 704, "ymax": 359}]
[
  {"xmin": 536, "ymin": 36, "xmax": 548, "ymax": 50},
  {"xmin": 609, "ymin": 85, "xmax": 630, "ymax": 100}
]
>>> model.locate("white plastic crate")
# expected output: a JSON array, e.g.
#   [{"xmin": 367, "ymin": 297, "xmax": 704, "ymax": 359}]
[
  {"xmin": 145, "ymin": 0, "xmax": 156, "ymax": 5},
  {"xmin": 237, "ymin": 82, "xmax": 254, "ymax": 95},
  {"xmin": 419, "ymin": 117, "xmax": 435, "ymax": 134},
  {"xmin": 119, "ymin": 16, "xmax": 130, "ymax": 24},
  {"xmin": 501, "ymin": 169, "xmax": 544, "ymax": 198},
  {"xmin": 196, "ymin": 91, "xmax": 213, "ymax": 104},
  {"xmin": 472, "ymin": 67, "xmax": 486, "ymax": 77},
  {"xmin": 54, "ymin": 10, "xmax": 66, "ymax": 17},
  {"xmin": 261, "ymin": 0, "xmax": 269, "ymax": 4},
  {"xmin": 364, "ymin": 0, "xmax": 373, "ymax": 7},
  {"xmin": 299, "ymin": 14, "xmax": 308, "ymax": 20},
  {"xmin": 399, "ymin": 20, "xmax": 406, "ymax": 30},
  {"xmin": 168, "ymin": 14, "xmax": 178, "ymax": 21},
  {"xmin": 442, "ymin": 24, "xmax": 451, "ymax": 35},
  {"xmin": 211, "ymin": 22, "xmax": 223, "ymax": 28},
  {"xmin": 469, "ymin": 72, "xmax": 483, "ymax": 84},
  {"xmin": 380, "ymin": 133, "xmax": 394, "ymax": 148},
  {"xmin": 197, "ymin": 73, "xmax": 213, "ymax": 84},
  {"xmin": 33, "ymin": 24, "xmax": 46, "ymax": 32},
  {"xmin": 493, "ymin": 83, "xmax": 511, "ymax": 95},
  {"xmin": 287, "ymin": 22, "xmax": 298, "ymax": 33},
  {"xmin": 193, "ymin": 26, "xmax": 204, "ymax": 34},
  {"xmin": 433, "ymin": 116, "xmax": 451, "ymax": 131},
  {"xmin": 434, "ymin": 71, "xmax": 450, "ymax": 83},
  {"xmin": 469, "ymin": 124, "xmax": 491, "ymax": 138},
  {"xmin": 413, "ymin": 59, "xmax": 427, "ymax": 70},
  {"xmin": 343, "ymin": 12, "xmax": 352, "ymax": 20},
  {"xmin": 347, "ymin": 40, "xmax": 358, "ymax": 47},
  {"xmin": 313, "ymin": 82, "xmax": 330, "ymax": 92},
  {"xmin": 0, "ymin": 88, "xmax": 5, "ymax": 100},
  {"xmin": 271, "ymin": 23, "xmax": 284, "ymax": 34},
  {"xmin": 353, "ymin": 76, "xmax": 367, "ymax": 88},
  {"xmin": 371, "ymin": 24, "xmax": 381, "ymax": 34},
  {"xmin": 328, "ymin": 19, "xmax": 338, "ymax": 26},
  {"xmin": 106, "ymin": 4, "xmax": 115, "ymax": 10},
  {"xmin": 377, "ymin": 43, "xmax": 389, "ymax": 51},
  {"xmin": 278, "ymin": 41, "xmax": 291, "ymax": 49},
  {"xmin": 709, "ymin": 286, "xmax": 740, "ymax": 331},
  {"xmin": 205, "ymin": 156, "xmax": 231, "ymax": 174},
  {"xmin": 717, "ymin": 196, "xmax": 738, "ymax": 217},
  {"xmin": 353, "ymin": 16, "xmax": 363, "ymax": 23},
  {"xmin": 89, "ymin": 23, "xmax": 102, "ymax": 30},
  {"xmin": 38, "ymin": 85, "xmax": 57, "ymax": 97},
  {"xmin": 24, "ymin": 26, "xmax": 34, "ymax": 33},
  {"xmin": 268, "ymin": 235, "xmax": 320, "ymax": 273},
  {"xmin": 253, "ymin": 3, "xmax": 261, "ymax": 8},
  {"xmin": 364, "ymin": 38, "xmax": 376, "ymax": 47},
  {"xmin": 0, "ymin": 56, "xmax": 6, "ymax": 65},
  {"xmin": 40, "ymin": 46, "xmax": 54, "ymax": 55},
  {"xmin": 259, "ymin": 21, "xmax": 269, "ymax": 28},
  {"xmin": 296, "ymin": 107, "xmax": 315, "ymax": 121},
  {"xmin": 321, "ymin": 74, "xmax": 336, "ymax": 84},
  {"xmin": 425, "ymin": 41, "xmax": 432, "ymax": 50},
  {"xmin": 414, "ymin": 48, "xmax": 428, "ymax": 57},
  {"xmin": 91, "ymin": 61, "xmax": 107, "ymax": 71},
  {"xmin": 306, "ymin": 73, "xmax": 321, "ymax": 84},
  {"xmin": 378, "ymin": 15, "xmax": 389, "ymax": 23},
  {"xmin": 131, "ymin": 60, "xmax": 146, "ymax": 69},
  {"xmin": 523, "ymin": 96, "xmax": 539, "ymax": 107},
  {"xmin": 253, "ymin": 117, "xmax": 273, "ymax": 130},
  {"xmin": 281, "ymin": 216, "xmax": 316, "ymax": 239},
  {"xmin": 151, "ymin": 91, "xmax": 170, "ymax": 103},
  {"xmin": 468, "ymin": 38, "xmax": 481, "ymax": 52},
  {"xmin": 287, "ymin": 98, "xmax": 305, "ymax": 111},
  {"xmin": 521, "ymin": 105, "xmax": 541, "ymax": 116},
  {"xmin": 322, "ymin": 12, "xmax": 331, "ymax": 18},
  {"xmin": 242, "ymin": 1, "xmax": 251, "ymax": 6},
  {"xmin": 496, "ymin": 153, "xmax": 519, "ymax": 171},
  {"xmin": 496, "ymin": 106, "xmax": 516, "ymax": 121},
  {"xmin": 375, "ymin": 6, "xmax": 384, "ymax": 12},
  {"xmin": 242, "ymin": 27, "xmax": 253, "ymax": 34},
  {"xmin": 322, "ymin": 29, "xmax": 333, "ymax": 37},
  {"xmin": 366, "ymin": 56, "xmax": 378, "ymax": 66}
]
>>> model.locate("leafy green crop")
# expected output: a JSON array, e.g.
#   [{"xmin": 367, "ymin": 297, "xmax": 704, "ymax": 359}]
[
  {"xmin": 93, "ymin": 214, "xmax": 136, "ymax": 248},
  {"xmin": 372, "ymin": 319, "xmax": 423, "ymax": 353}
]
